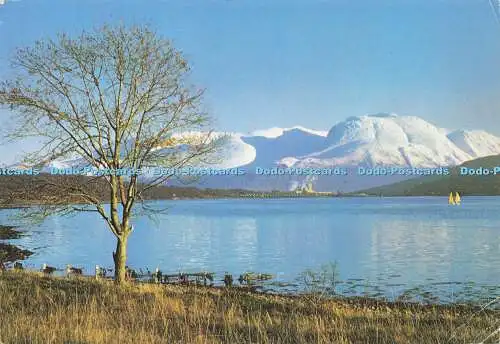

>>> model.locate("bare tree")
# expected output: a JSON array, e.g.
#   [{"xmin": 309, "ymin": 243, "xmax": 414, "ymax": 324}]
[{"xmin": 0, "ymin": 25, "xmax": 224, "ymax": 284}]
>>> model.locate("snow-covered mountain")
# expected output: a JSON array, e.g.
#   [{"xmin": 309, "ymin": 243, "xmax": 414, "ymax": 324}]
[
  {"xmin": 27, "ymin": 113, "xmax": 500, "ymax": 171},
  {"xmin": 240, "ymin": 127, "xmax": 327, "ymax": 167},
  {"xmin": 446, "ymin": 130, "xmax": 500, "ymax": 159},
  {"xmin": 200, "ymin": 113, "xmax": 500, "ymax": 191},
  {"xmin": 276, "ymin": 114, "xmax": 476, "ymax": 169},
  {"xmin": 249, "ymin": 126, "xmax": 328, "ymax": 139},
  {"xmin": 10, "ymin": 113, "xmax": 500, "ymax": 192},
  {"xmin": 223, "ymin": 113, "xmax": 500, "ymax": 170}
]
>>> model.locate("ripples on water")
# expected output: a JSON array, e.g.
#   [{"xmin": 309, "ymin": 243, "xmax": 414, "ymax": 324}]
[{"xmin": 1, "ymin": 196, "xmax": 500, "ymax": 305}]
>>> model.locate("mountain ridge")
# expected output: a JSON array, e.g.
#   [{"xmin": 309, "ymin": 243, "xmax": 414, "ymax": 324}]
[
  {"xmin": 5, "ymin": 113, "xmax": 500, "ymax": 192},
  {"xmin": 234, "ymin": 114, "xmax": 500, "ymax": 170}
]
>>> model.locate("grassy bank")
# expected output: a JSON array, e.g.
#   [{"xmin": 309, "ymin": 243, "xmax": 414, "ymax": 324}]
[{"xmin": 0, "ymin": 271, "xmax": 498, "ymax": 344}]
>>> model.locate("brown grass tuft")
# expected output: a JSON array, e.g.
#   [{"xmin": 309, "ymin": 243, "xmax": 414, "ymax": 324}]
[{"xmin": 0, "ymin": 271, "xmax": 497, "ymax": 343}]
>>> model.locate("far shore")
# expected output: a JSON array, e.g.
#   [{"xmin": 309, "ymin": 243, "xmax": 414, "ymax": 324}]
[{"xmin": 1, "ymin": 193, "xmax": 500, "ymax": 209}]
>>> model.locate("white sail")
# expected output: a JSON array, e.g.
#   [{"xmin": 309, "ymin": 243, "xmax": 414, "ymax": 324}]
[{"xmin": 448, "ymin": 192, "xmax": 455, "ymax": 205}]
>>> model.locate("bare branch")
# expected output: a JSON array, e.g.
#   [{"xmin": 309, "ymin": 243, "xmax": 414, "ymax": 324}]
[{"xmin": 0, "ymin": 24, "xmax": 226, "ymax": 283}]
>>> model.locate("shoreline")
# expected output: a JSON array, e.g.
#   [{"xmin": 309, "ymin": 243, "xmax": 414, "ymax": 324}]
[
  {"xmin": 0, "ymin": 269, "xmax": 494, "ymax": 312},
  {"xmin": 3, "ymin": 259, "xmax": 497, "ymax": 309},
  {"xmin": 0, "ymin": 270, "xmax": 497, "ymax": 343},
  {"xmin": 0, "ymin": 225, "xmax": 33, "ymax": 264},
  {"xmin": 1, "ymin": 193, "xmax": 500, "ymax": 209}
]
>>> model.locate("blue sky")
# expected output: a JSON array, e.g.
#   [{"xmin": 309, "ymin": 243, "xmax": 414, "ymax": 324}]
[{"xmin": 1, "ymin": 0, "xmax": 500, "ymax": 162}]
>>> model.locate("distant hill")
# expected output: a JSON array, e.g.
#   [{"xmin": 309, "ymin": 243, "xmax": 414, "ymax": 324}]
[
  {"xmin": 0, "ymin": 174, "xmax": 258, "ymax": 206},
  {"xmin": 0, "ymin": 174, "xmax": 337, "ymax": 207},
  {"xmin": 357, "ymin": 155, "xmax": 500, "ymax": 196}
]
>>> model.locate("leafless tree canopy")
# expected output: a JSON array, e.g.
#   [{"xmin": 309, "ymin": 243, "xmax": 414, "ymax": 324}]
[{"xmin": 0, "ymin": 25, "xmax": 225, "ymax": 282}]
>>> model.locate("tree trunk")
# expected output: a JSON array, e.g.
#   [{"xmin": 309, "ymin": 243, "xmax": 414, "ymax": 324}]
[{"xmin": 113, "ymin": 234, "xmax": 128, "ymax": 284}]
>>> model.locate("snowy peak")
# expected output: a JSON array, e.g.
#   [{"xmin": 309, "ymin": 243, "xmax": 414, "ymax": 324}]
[
  {"xmin": 212, "ymin": 115, "xmax": 500, "ymax": 169},
  {"xmin": 241, "ymin": 126, "xmax": 327, "ymax": 167},
  {"xmin": 326, "ymin": 115, "xmax": 408, "ymax": 146},
  {"xmin": 12, "ymin": 115, "xmax": 500, "ymax": 173},
  {"xmin": 447, "ymin": 130, "xmax": 500, "ymax": 159},
  {"xmin": 277, "ymin": 114, "xmax": 499, "ymax": 168},
  {"xmin": 327, "ymin": 114, "xmax": 440, "ymax": 146},
  {"xmin": 215, "ymin": 134, "xmax": 257, "ymax": 168},
  {"xmin": 248, "ymin": 126, "xmax": 328, "ymax": 138}
]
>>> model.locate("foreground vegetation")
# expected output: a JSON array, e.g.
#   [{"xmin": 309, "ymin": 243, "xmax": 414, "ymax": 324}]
[{"xmin": 0, "ymin": 271, "xmax": 498, "ymax": 344}]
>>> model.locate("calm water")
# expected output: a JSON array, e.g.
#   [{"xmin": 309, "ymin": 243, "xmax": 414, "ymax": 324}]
[{"xmin": 2, "ymin": 197, "xmax": 500, "ymax": 302}]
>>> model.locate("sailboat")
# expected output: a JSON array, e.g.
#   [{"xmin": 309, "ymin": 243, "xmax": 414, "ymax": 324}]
[
  {"xmin": 448, "ymin": 192, "xmax": 455, "ymax": 205},
  {"xmin": 448, "ymin": 192, "xmax": 461, "ymax": 205}
]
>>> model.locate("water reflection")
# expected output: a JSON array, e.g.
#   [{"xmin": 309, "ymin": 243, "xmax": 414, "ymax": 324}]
[{"xmin": 1, "ymin": 197, "xmax": 500, "ymax": 300}]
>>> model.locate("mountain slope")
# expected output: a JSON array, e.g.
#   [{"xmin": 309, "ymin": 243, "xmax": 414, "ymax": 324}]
[
  {"xmin": 279, "ymin": 114, "xmax": 475, "ymax": 169},
  {"xmin": 240, "ymin": 127, "xmax": 327, "ymax": 167},
  {"xmin": 357, "ymin": 155, "xmax": 500, "ymax": 196},
  {"xmin": 249, "ymin": 125, "xmax": 328, "ymax": 138},
  {"xmin": 19, "ymin": 114, "xmax": 500, "ymax": 172},
  {"xmin": 446, "ymin": 130, "xmax": 500, "ymax": 159},
  {"xmin": 8, "ymin": 114, "xmax": 500, "ymax": 193}
]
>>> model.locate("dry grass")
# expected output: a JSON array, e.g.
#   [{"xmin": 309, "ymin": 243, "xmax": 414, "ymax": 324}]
[{"xmin": 0, "ymin": 271, "xmax": 498, "ymax": 344}]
